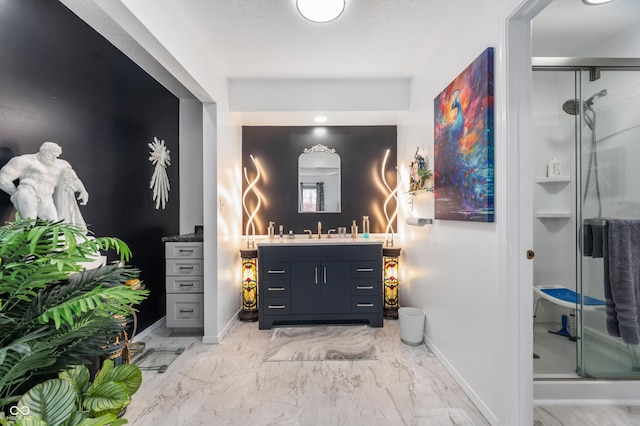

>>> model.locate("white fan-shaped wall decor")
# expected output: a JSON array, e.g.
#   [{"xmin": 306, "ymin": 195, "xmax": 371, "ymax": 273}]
[{"xmin": 148, "ymin": 137, "xmax": 171, "ymax": 209}]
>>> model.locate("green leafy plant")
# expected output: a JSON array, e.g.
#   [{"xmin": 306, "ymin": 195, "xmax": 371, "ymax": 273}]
[
  {"xmin": 0, "ymin": 219, "xmax": 149, "ymax": 410},
  {"xmin": 0, "ymin": 359, "xmax": 141, "ymax": 425}
]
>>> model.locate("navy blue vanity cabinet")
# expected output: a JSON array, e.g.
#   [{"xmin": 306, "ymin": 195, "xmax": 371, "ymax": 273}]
[{"xmin": 258, "ymin": 243, "xmax": 383, "ymax": 329}]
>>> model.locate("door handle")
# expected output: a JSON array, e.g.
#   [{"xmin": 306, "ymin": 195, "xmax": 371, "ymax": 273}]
[
  {"xmin": 356, "ymin": 286, "xmax": 374, "ymax": 290},
  {"xmin": 314, "ymin": 267, "xmax": 318, "ymax": 284},
  {"xmin": 357, "ymin": 303, "xmax": 374, "ymax": 307},
  {"xmin": 268, "ymin": 305, "xmax": 286, "ymax": 309},
  {"xmin": 179, "ymin": 283, "xmax": 195, "ymax": 287},
  {"xmin": 323, "ymin": 266, "xmax": 327, "ymax": 284},
  {"xmin": 356, "ymin": 268, "xmax": 374, "ymax": 272}
]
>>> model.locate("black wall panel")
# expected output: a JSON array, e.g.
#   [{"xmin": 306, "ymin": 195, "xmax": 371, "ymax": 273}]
[
  {"xmin": 242, "ymin": 126, "xmax": 397, "ymax": 235},
  {"xmin": 0, "ymin": 0, "xmax": 180, "ymax": 331}
]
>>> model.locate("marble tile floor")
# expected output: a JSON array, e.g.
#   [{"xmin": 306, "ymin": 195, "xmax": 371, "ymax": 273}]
[
  {"xmin": 126, "ymin": 319, "xmax": 640, "ymax": 425},
  {"xmin": 126, "ymin": 319, "xmax": 488, "ymax": 425}
]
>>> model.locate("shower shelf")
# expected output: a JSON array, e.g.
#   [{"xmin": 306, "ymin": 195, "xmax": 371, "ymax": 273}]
[
  {"xmin": 536, "ymin": 176, "xmax": 571, "ymax": 184},
  {"xmin": 536, "ymin": 211, "xmax": 571, "ymax": 219}
]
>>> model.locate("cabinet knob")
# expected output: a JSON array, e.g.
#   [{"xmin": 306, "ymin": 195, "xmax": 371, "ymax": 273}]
[{"xmin": 526, "ymin": 250, "xmax": 535, "ymax": 260}]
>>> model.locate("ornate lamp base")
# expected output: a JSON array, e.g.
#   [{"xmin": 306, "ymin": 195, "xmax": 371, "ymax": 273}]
[
  {"xmin": 384, "ymin": 308, "xmax": 399, "ymax": 319},
  {"xmin": 238, "ymin": 309, "xmax": 259, "ymax": 322}
]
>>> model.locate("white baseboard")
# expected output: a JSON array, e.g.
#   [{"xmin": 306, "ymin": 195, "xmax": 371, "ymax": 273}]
[
  {"xmin": 131, "ymin": 316, "xmax": 166, "ymax": 342},
  {"xmin": 202, "ymin": 308, "xmax": 242, "ymax": 344},
  {"xmin": 424, "ymin": 335, "xmax": 498, "ymax": 425},
  {"xmin": 534, "ymin": 380, "xmax": 640, "ymax": 405}
]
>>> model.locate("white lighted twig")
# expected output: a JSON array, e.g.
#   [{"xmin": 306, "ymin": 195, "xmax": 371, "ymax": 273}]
[
  {"xmin": 382, "ymin": 149, "xmax": 400, "ymax": 245},
  {"xmin": 148, "ymin": 137, "xmax": 171, "ymax": 209},
  {"xmin": 242, "ymin": 155, "xmax": 261, "ymax": 247}
]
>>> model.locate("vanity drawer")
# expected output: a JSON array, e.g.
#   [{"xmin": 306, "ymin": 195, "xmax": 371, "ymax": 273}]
[
  {"xmin": 166, "ymin": 293, "xmax": 204, "ymax": 328},
  {"xmin": 351, "ymin": 261, "xmax": 378, "ymax": 278},
  {"xmin": 263, "ymin": 297, "xmax": 291, "ymax": 314},
  {"xmin": 263, "ymin": 262, "xmax": 290, "ymax": 279},
  {"xmin": 263, "ymin": 280, "xmax": 290, "ymax": 297},
  {"xmin": 165, "ymin": 242, "xmax": 203, "ymax": 259},
  {"xmin": 351, "ymin": 280, "xmax": 379, "ymax": 296},
  {"xmin": 352, "ymin": 295, "xmax": 381, "ymax": 313},
  {"xmin": 166, "ymin": 259, "xmax": 203, "ymax": 276},
  {"xmin": 166, "ymin": 276, "xmax": 204, "ymax": 293}
]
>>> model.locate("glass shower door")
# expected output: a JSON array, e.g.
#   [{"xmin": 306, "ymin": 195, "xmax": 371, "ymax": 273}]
[{"xmin": 577, "ymin": 69, "xmax": 640, "ymax": 378}]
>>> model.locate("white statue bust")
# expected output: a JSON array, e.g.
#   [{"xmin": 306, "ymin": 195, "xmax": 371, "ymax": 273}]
[{"xmin": 0, "ymin": 142, "xmax": 89, "ymax": 228}]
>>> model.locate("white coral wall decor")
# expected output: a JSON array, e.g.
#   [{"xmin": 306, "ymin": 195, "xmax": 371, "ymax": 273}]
[{"xmin": 148, "ymin": 137, "xmax": 171, "ymax": 209}]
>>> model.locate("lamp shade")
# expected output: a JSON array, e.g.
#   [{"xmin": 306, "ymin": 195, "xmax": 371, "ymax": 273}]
[{"xmin": 296, "ymin": 0, "xmax": 345, "ymax": 23}]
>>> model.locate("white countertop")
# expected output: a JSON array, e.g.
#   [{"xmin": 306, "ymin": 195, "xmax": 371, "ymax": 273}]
[{"xmin": 255, "ymin": 235, "xmax": 385, "ymax": 246}]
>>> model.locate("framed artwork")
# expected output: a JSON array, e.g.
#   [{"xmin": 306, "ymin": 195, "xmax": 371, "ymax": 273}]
[{"xmin": 434, "ymin": 47, "xmax": 494, "ymax": 222}]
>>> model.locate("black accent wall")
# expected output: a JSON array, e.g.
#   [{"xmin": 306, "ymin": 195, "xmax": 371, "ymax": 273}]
[
  {"xmin": 0, "ymin": 0, "xmax": 180, "ymax": 331},
  {"xmin": 242, "ymin": 126, "xmax": 397, "ymax": 235}
]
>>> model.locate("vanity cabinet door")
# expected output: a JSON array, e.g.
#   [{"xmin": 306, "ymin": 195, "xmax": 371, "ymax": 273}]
[{"xmin": 291, "ymin": 261, "xmax": 350, "ymax": 314}]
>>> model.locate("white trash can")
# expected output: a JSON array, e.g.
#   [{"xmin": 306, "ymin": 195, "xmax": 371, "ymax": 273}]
[{"xmin": 398, "ymin": 307, "xmax": 425, "ymax": 345}]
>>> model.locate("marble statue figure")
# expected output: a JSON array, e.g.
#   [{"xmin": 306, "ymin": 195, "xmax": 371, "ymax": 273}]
[{"xmin": 0, "ymin": 142, "xmax": 89, "ymax": 228}]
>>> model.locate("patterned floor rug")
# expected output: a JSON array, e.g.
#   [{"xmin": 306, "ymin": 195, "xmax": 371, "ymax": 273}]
[{"xmin": 263, "ymin": 325, "xmax": 377, "ymax": 362}]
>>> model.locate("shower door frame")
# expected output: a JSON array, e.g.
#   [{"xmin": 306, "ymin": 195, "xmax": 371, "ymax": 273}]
[{"xmin": 533, "ymin": 57, "xmax": 640, "ymax": 378}]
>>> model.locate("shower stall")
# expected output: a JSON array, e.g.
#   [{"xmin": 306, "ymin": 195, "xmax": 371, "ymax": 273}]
[{"xmin": 532, "ymin": 58, "xmax": 640, "ymax": 380}]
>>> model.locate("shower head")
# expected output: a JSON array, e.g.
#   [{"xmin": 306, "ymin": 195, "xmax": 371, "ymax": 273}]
[
  {"xmin": 585, "ymin": 89, "xmax": 608, "ymax": 106},
  {"xmin": 562, "ymin": 89, "xmax": 608, "ymax": 115}
]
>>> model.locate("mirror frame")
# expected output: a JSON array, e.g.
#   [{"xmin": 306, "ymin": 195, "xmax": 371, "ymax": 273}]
[{"xmin": 297, "ymin": 144, "xmax": 341, "ymax": 213}]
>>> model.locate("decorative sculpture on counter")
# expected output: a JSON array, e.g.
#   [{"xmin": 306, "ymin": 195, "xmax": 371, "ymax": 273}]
[
  {"xmin": 0, "ymin": 141, "xmax": 89, "ymax": 229},
  {"xmin": 242, "ymin": 154, "xmax": 261, "ymax": 248},
  {"xmin": 148, "ymin": 137, "xmax": 171, "ymax": 209}
]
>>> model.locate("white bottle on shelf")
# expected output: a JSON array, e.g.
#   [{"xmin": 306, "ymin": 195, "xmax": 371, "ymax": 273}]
[{"xmin": 547, "ymin": 158, "xmax": 561, "ymax": 177}]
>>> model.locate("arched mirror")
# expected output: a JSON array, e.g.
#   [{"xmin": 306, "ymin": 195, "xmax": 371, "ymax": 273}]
[{"xmin": 298, "ymin": 144, "xmax": 341, "ymax": 213}]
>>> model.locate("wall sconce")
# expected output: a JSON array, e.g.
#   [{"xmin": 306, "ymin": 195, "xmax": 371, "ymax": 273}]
[
  {"xmin": 381, "ymin": 149, "xmax": 399, "ymax": 246},
  {"xmin": 242, "ymin": 155, "xmax": 261, "ymax": 248},
  {"xmin": 383, "ymin": 246, "xmax": 401, "ymax": 319},
  {"xmin": 239, "ymin": 248, "xmax": 259, "ymax": 322}
]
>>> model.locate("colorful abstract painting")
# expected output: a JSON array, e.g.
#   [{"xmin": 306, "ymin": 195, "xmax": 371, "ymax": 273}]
[{"xmin": 434, "ymin": 48, "xmax": 494, "ymax": 222}]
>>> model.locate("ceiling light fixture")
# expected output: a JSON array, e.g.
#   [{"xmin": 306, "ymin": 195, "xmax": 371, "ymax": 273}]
[
  {"xmin": 296, "ymin": 0, "xmax": 345, "ymax": 23},
  {"xmin": 314, "ymin": 116, "xmax": 327, "ymax": 123},
  {"xmin": 582, "ymin": 0, "xmax": 615, "ymax": 5}
]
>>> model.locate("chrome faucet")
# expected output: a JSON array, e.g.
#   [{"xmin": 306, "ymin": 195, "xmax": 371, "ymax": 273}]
[{"xmin": 317, "ymin": 221, "xmax": 322, "ymax": 239}]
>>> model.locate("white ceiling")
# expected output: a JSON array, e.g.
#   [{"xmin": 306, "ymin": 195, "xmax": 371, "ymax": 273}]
[
  {"xmin": 532, "ymin": 0, "xmax": 640, "ymax": 57},
  {"xmin": 174, "ymin": 0, "xmax": 640, "ymax": 80}
]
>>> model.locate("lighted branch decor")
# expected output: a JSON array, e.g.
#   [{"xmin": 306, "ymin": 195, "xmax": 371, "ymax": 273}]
[
  {"xmin": 242, "ymin": 155, "xmax": 261, "ymax": 248},
  {"xmin": 382, "ymin": 149, "xmax": 400, "ymax": 246},
  {"xmin": 148, "ymin": 137, "xmax": 171, "ymax": 209}
]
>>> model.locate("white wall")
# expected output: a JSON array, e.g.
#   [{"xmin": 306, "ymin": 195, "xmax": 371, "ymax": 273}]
[
  {"xmin": 397, "ymin": 1, "xmax": 523, "ymax": 423},
  {"xmin": 179, "ymin": 98, "xmax": 204, "ymax": 233},
  {"xmin": 94, "ymin": 0, "xmax": 244, "ymax": 343}
]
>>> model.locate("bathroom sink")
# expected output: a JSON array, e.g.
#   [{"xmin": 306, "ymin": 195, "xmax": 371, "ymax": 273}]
[{"xmin": 255, "ymin": 235, "xmax": 384, "ymax": 246}]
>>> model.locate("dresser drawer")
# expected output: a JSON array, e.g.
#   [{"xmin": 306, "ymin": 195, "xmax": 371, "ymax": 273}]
[
  {"xmin": 351, "ymin": 279, "xmax": 379, "ymax": 296},
  {"xmin": 263, "ymin": 297, "xmax": 291, "ymax": 315},
  {"xmin": 263, "ymin": 262, "xmax": 290, "ymax": 279},
  {"xmin": 351, "ymin": 261, "xmax": 378, "ymax": 278},
  {"xmin": 166, "ymin": 294, "xmax": 204, "ymax": 328},
  {"xmin": 165, "ymin": 242, "xmax": 203, "ymax": 259},
  {"xmin": 166, "ymin": 276, "xmax": 204, "ymax": 293},
  {"xmin": 262, "ymin": 280, "xmax": 290, "ymax": 297},
  {"xmin": 166, "ymin": 259, "xmax": 203, "ymax": 276},
  {"xmin": 352, "ymin": 295, "xmax": 382, "ymax": 313}
]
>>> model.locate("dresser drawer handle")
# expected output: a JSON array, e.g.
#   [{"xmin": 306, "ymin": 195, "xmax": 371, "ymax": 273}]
[
  {"xmin": 356, "ymin": 286, "xmax": 374, "ymax": 290},
  {"xmin": 268, "ymin": 305, "xmax": 286, "ymax": 309},
  {"xmin": 268, "ymin": 287, "xmax": 285, "ymax": 291},
  {"xmin": 356, "ymin": 303, "xmax": 374, "ymax": 307},
  {"xmin": 178, "ymin": 249, "xmax": 194, "ymax": 253},
  {"xmin": 356, "ymin": 268, "xmax": 374, "ymax": 272},
  {"xmin": 179, "ymin": 266, "xmax": 195, "ymax": 270},
  {"xmin": 268, "ymin": 270, "xmax": 286, "ymax": 274},
  {"xmin": 179, "ymin": 283, "xmax": 195, "ymax": 287},
  {"xmin": 179, "ymin": 309, "xmax": 195, "ymax": 313}
]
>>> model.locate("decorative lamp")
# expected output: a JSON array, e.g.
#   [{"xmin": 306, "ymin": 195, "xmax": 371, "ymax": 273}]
[
  {"xmin": 239, "ymin": 248, "xmax": 259, "ymax": 321},
  {"xmin": 383, "ymin": 246, "xmax": 401, "ymax": 319},
  {"xmin": 380, "ymin": 148, "xmax": 401, "ymax": 318},
  {"xmin": 242, "ymin": 155, "xmax": 261, "ymax": 248}
]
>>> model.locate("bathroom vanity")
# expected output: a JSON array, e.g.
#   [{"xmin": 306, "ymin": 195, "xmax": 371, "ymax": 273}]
[{"xmin": 257, "ymin": 239, "xmax": 383, "ymax": 329}]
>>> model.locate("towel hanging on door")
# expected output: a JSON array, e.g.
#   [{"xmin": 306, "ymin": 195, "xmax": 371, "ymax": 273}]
[{"xmin": 603, "ymin": 219, "xmax": 640, "ymax": 345}]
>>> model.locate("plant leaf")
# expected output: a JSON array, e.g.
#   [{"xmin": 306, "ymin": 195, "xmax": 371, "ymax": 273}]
[
  {"xmin": 101, "ymin": 363, "xmax": 142, "ymax": 396},
  {"xmin": 59, "ymin": 365, "xmax": 91, "ymax": 394},
  {"xmin": 18, "ymin": 378, "xmax": 76, "ymax": 426},
  {"xmin": 76, "ymin": 413, "xmax": 118, "ymax": 426},
  {"xmin": 82, "ymin": 382, "xmax": 128, "ymax": 414}
]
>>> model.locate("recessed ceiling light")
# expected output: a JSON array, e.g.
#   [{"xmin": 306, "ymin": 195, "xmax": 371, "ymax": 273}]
[
  {"xmin": 314, "ymin": 116, "xmax": 327, "ymax": 123},
  {"xmin": 296, "ymin": 0, "xmax": 345, "ymax": 23},
  {"xmin": 582, "ymin": 0, "xmax": 616, "ymax": 5}
]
